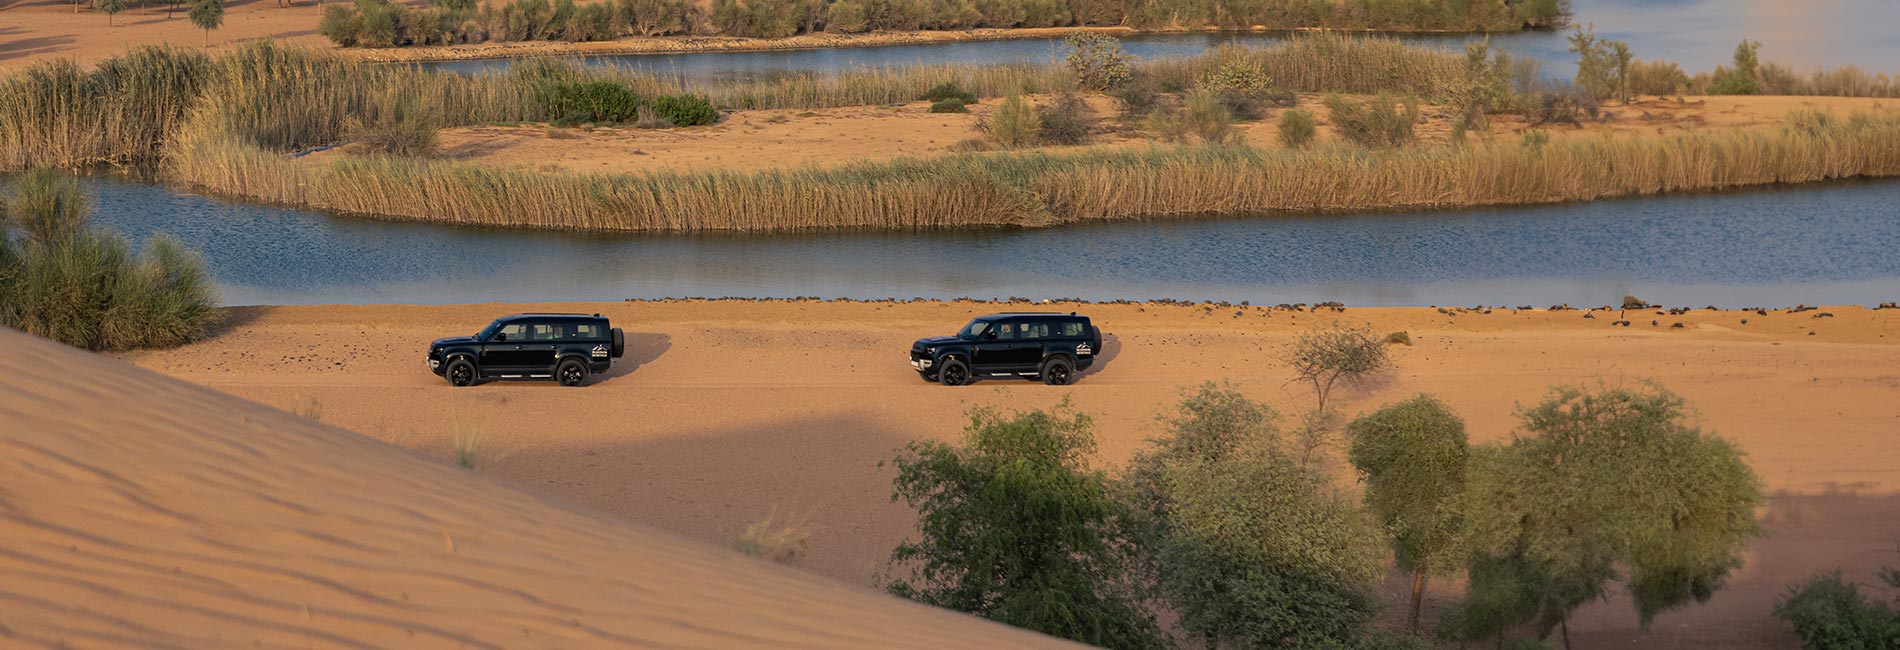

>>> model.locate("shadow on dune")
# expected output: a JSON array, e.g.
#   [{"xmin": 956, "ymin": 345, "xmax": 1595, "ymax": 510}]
[{"xmin": 598, "ymin": 332, "xmax": 669, "ymax": 382}]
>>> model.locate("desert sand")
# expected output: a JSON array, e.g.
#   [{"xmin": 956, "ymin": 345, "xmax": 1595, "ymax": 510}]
[
  {"xmin": 299, "ymin": 94, "xmax": 1899, "ymax": 175},
  {"xmin": 0, "ymin": 324, "xmax": 1089, "ymax": 649},
  {"xmin": 114, "ymin": 299, "xmax": 1900, "ymax": 648}
]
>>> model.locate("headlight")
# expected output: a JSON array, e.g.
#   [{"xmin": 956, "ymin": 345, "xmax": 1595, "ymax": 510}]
[{"xmin": 925, "ymin": 347, "xmax": 936, "ymax": 355}]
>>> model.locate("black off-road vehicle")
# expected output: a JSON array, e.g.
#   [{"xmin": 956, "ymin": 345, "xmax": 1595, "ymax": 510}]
[
  {"xmin": 909, "ymin": 313, "xmax": 1102, "ymax": 386},
  {"xmin": 427, "ymin": 314, "xmax": 624, "ymax": 387}
]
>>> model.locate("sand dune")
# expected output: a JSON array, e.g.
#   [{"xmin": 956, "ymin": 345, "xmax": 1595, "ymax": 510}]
[
  {"xmin": 114, "ymin": 299, "xmax": 1900, "ymax": 648},
  {"xmin": 0, "ymin": 326, "xmax": 1084, "ymax": 649}
]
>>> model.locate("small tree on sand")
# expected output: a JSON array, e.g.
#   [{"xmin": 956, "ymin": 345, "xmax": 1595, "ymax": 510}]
[
  {"xmin": 1445, "ymin": 384, "xmax": 1763, "ymax": 648},
  {"xmin": 1063, "ymin": 31, "xmax": 1132, "ymax": 92},
  {"xmin": 96, "ymin": 0, "xmax": 127, "ymax": 24},
  {"xmin": 886, "ymin": 402, "xmax": 1165, "ymax": 650},
  {"xmin": 1286, "ymin": 322, "xmax": 1392, "ymax": 414},
  {"xmin": 1347, "ymin": 394, "xmax": 1470, "ymax": 631},
  {"xmin": 1129, "ymin": 383, "xmax": 1386, "ymax": 648},
  {"xmin": 189, "ymin": 0, "xmax": 224, "ymax": 47}
]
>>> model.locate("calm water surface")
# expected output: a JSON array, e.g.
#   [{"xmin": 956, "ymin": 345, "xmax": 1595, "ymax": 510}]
[
  {"xmin": 425, "ymin": 0, "xmax": 1900, "ymax": 79},
  {"xmin": 84, "ymin": 177, "xmax": 1900, "ymax": 308}
]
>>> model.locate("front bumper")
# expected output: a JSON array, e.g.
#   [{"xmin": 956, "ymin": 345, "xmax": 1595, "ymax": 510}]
[
  {"xmin": 910, "ymin": 355, "xmax": 934, "ymax": 371},
  {"xmin": 427, "ymin": 356, "xmax": 443, "ymax": 375}
]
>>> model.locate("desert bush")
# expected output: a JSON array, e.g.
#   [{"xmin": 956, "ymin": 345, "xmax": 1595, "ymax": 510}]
[
  {"xmin": 1775, "ymin": 566, "xmax": 1900, "ymax": 649},
  {"xmin": 1063, "ymin": 31, "xmax": 1133, "ymax": 92},
  {"xmin": 1181, "ymin": 89, "xmax": 1234, "ymax": 144},
  {"xmin": 1450, "ymin": 384, "xmax": 1764, "ymax": 644},
  {"xmin": 928, "ymin": 98, "xmax": 969, "ymax": 113},
  {"xmin": 1383, "ymin": 330, "xmax": 1411, "ymax": 345},
  {"xmin": 733, "ymin": 512, "xmax": 811, "ymax": 564},
  {"xmin": 0, "ymin": 46, "xmax": 213, "ymax": 169},
  {"xmin": 919, "ymin": 81, "xmax": 977, "ymax": 104},
  {"xmin": 984, "ymin": 93, "xmax": 1041, "ymax": 148},
  {"xmin": 1036, "ymin": 93, "xmax": 1093, "ymax": 146},
  {"xmin": 1627, "ymin": 59, "xmax": 1689, "ymax": 97},
  {"xmin": 346, "ymin": 86, "xmax": 441, "ymax": 156},
  {"xmin": 1519, "ymin": 129, "xmax": 1549, "ymax": 151},
  {"xmin": 1323, "ymin": 93, "xmax": 1419, "ymax": 148},
  {"xmin": 1528, "ymin": 88, "xmax": 1598, "ymax": 126},
  {"xmin": 651, "ymin": 93, "xmax": 717, "ymax": 126},
  {"xmin": 1198, "ymin": 57, "xmax": 1287, "ymax": 119},
  {"xmin": 1276, "ymin": 108, "xmax": 1316, "ymax": 148},
  {"xmin": 621, "ymin": 0, "xmax": 693, "ymax": 36},
  {"xmin": 546, "ymin": 80, "xmax": 644, "ymax": 123},
  {"xmin": 1347, "ymin": 394, "xmax": 1469, "ymax": 630},
  {"xmin": 1109, "ymin": 69, "xmax": 1162, "ymax": 118},
  {"xmin": 1128, "ymin": 383, "xmax": 1386, "ymax": 648},
  {"xmin": 0, "ymin": 169, "xmax": 216, "ymax": 351},
  {"xmin": 319, "ymin": 4, "xmax": 366, "ymax": 45},
  {"xmin": 1141, "ymin": 107, "xmax": 1189, "ymax": 143},
  {"xmin": 887, "ymin": 403, "xmax": 1166, "ymax": 650}
]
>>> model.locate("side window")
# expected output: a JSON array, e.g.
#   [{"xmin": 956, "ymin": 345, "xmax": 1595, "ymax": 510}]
[
  {"xmin": 573, "ymin": 323, "xmax": 603, "ymax": 340},
  {"xmin": 1021, "ymin": 322, "xmax": 1050, "ymax": 339},
  {"xmin": 497, "ymin": 323, "xmax": 526, "ymax": 341},
  {"xmin": 529, "ymin": 323, "xmax": 560, "ymax": 341},
  {"xmin": 1059, "ymin": 321, "xmax": 1086, "ymax": 337},
  {"xmin": 994, "ymin": 322, "xmax": 1016, "ymax": 340}
]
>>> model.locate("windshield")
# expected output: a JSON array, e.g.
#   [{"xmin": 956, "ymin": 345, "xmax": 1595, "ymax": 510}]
[
  {"xmin": 958, "ymin": 319, "xmax": 990, "ymax": 339},
  {"xmin": 476, "ymin": 319, "xmax": 504, "ymax": 341}
]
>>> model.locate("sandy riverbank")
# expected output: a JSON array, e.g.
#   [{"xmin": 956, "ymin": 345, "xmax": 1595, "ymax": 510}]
[
  {"xmin": 117, "ymin": 299, "xmax": 1900, "ymax": 648},
  {"xmin": 308, "ymin": 94, "xmax": 1900, "ymax": 175}
]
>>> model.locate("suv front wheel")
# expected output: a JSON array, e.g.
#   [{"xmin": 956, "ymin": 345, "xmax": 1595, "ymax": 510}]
[
  {"xmin": 938, "ymin": 358, "xmax": 970, "ymax": 386},
  {"xmin": 1040, "ymin": 357, "xmax": 1074, "ymax": 386},
  {"xmin": 446, "ymin": 359, "xmax": 476, "ymax": 387}
]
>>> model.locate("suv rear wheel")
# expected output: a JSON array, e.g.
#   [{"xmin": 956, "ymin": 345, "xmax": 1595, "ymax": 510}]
[
  {"xmin": 446, "ymin": 359, "xmax": 476, "ymax": 387},
  {"xmin": 938, "ymin": 358, "xmax": 970, "ymax": 386},
  {"xmin": 557, "ymin": 359, "xmax": 589, "ymax": 387},
  {"xmin": 1040, "ymin": 357, "xmax": 1073, "ymax": 386}
]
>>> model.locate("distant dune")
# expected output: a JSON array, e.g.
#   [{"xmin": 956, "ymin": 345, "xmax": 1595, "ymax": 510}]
[{"xmin": 0, "ymin": 326, "xmax": 1082, "ymax": 649}]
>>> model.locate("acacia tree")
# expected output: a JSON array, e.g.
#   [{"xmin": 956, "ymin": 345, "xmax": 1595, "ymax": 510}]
[
  {"xmin": 189, "ymin": 0, "xmax": 224, "ymax": 47},
  {"xmin": 1129, "ymin": 383, "xmax": 1387, "ymax": 648},
  {"xmin": 1286, "ymin": 322, "xmax": 1391, "ymax": 415},
  {"xmin": 1448, "ymin": 384, "xmax": 1764, "ymax": 648},
  {"xmin": 1347, "ymin": 394, "xmax": 1469, "ymax": 631},
  {"xmin": 886, "ymin": 403, "xmax": 1165, "ymax": 650}
]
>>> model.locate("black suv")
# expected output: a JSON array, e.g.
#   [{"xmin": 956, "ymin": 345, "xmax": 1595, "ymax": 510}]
[
  {"xmin": 427, "ymin": 314, "xmax": 624, "ymax": 387},
  {"xmin": 909, "ymin": 313, "xmax": 1101, "ymax": 386}
]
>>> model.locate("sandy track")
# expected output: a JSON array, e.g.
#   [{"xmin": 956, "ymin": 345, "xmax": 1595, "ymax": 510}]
[
  {"xmin": 0, "ymin": 325, "xmax": 1087, "ymax": 649},
  {"xmin": 114, "ymin": 299, "xmax": 1900, "ymax": 648}
]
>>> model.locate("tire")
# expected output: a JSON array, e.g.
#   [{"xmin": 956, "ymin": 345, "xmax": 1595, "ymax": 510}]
[
  {"xmin": 445, "ymin": 359, "xmax": 476, "ymax": 387},
  {"xmin": 557, "ymin": 359, "xmax": 589, "ymax": 387},
  {"xmin": 938, "ymin": 358, "xmax": 970, "ymax": 386},
  {"xmin": 918, "ymin": 370, "xmax": 939, "ymax": 383},
  {"xmin": 1040, "ymin": 357, "xmax": 1074, "ymax": 386},
  {"xmin": 610, "ymin": 328, "xmax": 625, "ymax": 358}
]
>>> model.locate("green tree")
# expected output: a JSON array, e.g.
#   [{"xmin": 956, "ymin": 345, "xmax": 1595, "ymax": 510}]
[
  {"xmin": 886, "ymin": 403, "xmax": 1165, "ymax": 650},
  {"xmin": 1709, "ymin": 39, "xmax": 1762, "ymax": 95},
  {"xmin": 189, "ymin": 0, "xmax": 225, "ymax": 46},
  {"xmin": 1450, "ymin": 384, "xmax": 1764, "ymax": 648},
  {"xmin": 1567, "ymin": 24, "xmax": 1631, "ymax": 102},
  {"xmin": 1347, "ymin": 394, "xmax": 1469, "ymax": 631},
  {"xmin": 1775, "ymin": 549, "xmax": 1900, "ymax": 650},
  {"xmin": 985, "ymin": 93, "xmax": 1040, "ymax": 148},
  {"xmin": 1130, "ymin": 383, "xmax": 1386, "ymax": 649},
  {"xmin": 96, "ymin": 0, "xmax": 127, "ymax": 24},
  {"xmin": 1286, "ymin": 322, "xmax": 1392, "ymax": 414}
]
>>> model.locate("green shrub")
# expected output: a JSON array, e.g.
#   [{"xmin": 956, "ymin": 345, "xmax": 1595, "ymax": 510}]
[
  {"xmin": 1183, "ymin": 89, "xmax": 1235, "ymax": 144},
  {"xmin": 1277, "ymin": 108, "xmax": 1316, "ymax": 148},
  {"xmin": 1775, "ymin": 569, "xmax": 1900, "ymax": 649},
  {"xmin": 547, "ymin": 80, "xmax": 644, "ymax": 123},
  {"xmin": 318, "ymin": 4, "xmax": 365, "ymax": 45},
  {"xmin": 919, "ymin": 81, "xmax": 976, "ymax": 104},
  {"xmin": 1529, "ymin": 89, "xmax": 1598, "ymax": 126},
  {"xmin": 651, "ymin": 93, "xmax": 718, "ymax": 126},
  {"xmin": 1142, "ymin": 107, "xmax": 1189, "ymax": 142},
  {"xmin": 1036, "ymin": 93, "xmax": 1093, "ymax": 146},
  {"xmin": 1109, "ymin": 69, "xmax": 1162, "ymax": 118},
  {"xmin": 346, "ymin": 87, "xmax": 440, "ymax": 156},
  {"xmin": 985, "ymin": 93, "xmax": 1040, "ymax": 148},
  {"xmin": 1063, "ymin": 31, "xmax": 1132, "ymax": 91},
  {"xmin": 0, "ymin": 168, "xmax": 216, "ymax": 351},
  {"xmin": 929, "ymin": 98, "xmax": 969, "ymax": 113},
  {"xmin": 1323, "ymin": 93, "xmax": 1419, "ymax": 147},
  {"xmin": 1709, "ymin": 39, "xmax": 1762, "ymax": 95}
]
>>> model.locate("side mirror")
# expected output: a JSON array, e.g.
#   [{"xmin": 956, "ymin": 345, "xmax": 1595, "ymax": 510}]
[
  {"xmin": 984, "ymin": 330, "xmax": 998, "ymax": 340},
  {"xmin": 493, "ymin": 333, "xmax": 507, "ymax": 342}
]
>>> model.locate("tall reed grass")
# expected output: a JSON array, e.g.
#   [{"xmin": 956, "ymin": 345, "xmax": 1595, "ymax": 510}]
[{"xmin": 166, "ymin": 111, "xmax": 1900, "ymax": 231}]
